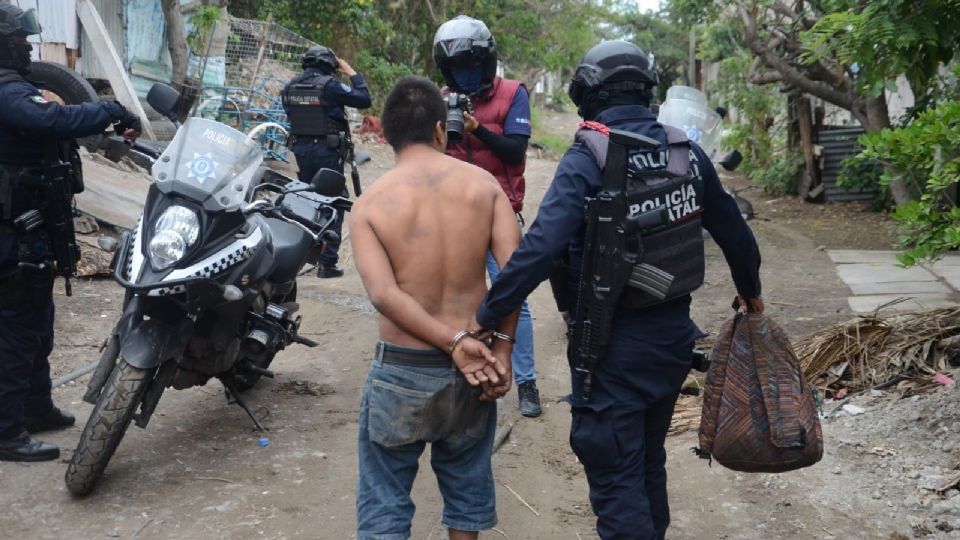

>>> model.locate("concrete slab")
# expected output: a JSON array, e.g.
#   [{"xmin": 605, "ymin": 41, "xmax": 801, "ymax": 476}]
[
  {"xmin": 846, "ymin": 280, "xmax": 952, "ymax": 295},
  {"xmin": 847, "ymin": 294, "xmax": 958, "ymax": 313},
  {"xmin": 828, "ymin": 249, "xmax": 903, "ymax": 264},
  {"xmin": 932, "ymin": 265, "xmax": 960, "ymax": 292},
  {"xmin": 835, "ymin": 263, "xmax": 938, "ymax": 284},
  {"xmin": 926, "ymin": 255, "xmax": 960, "ymax": 270}
]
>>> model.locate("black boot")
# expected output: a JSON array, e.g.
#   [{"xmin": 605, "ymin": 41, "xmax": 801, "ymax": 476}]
[
  {"xmin": 24, "ymin": 406, "xmax": 75, "ymax": 433},
  {"xmin": 517, "ymin": 381, "xmax": 543, "ymax": 418},
  {"xmin": 317, "ymin": 264, "xmax": 344, "ymax": 279},
  {"xmin": 0, "ymin": 431, "xmax": 60, "ymax": 462}
]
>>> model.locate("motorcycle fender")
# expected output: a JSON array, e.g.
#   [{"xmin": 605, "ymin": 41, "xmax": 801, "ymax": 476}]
[{"xmin": 120, "ymin": 318, "xmax": 194, "ymax": 370}]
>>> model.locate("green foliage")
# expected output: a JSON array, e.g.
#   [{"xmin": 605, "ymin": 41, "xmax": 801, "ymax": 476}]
[
  {"xmin": 355, "ymin": 51, "xmax": 415, "ymax": 114},
  {"xmin": 857, "ymin": 99, "xmax": 960, "ymax": 263},
  {"xmin": 802, "ymin": 0, "xmax": 960, "ymax": 97},
  {"xmin": 186, "ymin": 6, "xmax": 223, "ymax": 54},
  {"xmin": 611, "ymin": 8, "xmax": 689, "ymax": 100},
  {"xmin": 242, "ymin": 0, "xmax": 606, "ymax": 114},
  {"xmin": 710, "ymin": 54, "xmax": 801, "ymax": 194}
]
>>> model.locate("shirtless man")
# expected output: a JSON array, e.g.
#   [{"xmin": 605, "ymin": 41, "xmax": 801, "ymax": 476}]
[{"xmin": 350, "ymin": 76, "xmax": 521, "ymax": 540}]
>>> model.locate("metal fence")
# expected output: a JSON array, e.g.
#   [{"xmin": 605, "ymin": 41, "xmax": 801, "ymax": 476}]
[{"xmin": 196, "ymin": 16, "xmax": 317, "ymax": 160}]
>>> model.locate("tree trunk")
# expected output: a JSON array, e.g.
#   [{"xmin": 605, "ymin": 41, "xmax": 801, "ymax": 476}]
[
  {"xmin": 161, "ymin": 0, "xmax": 188, "ymax": 87},
  {"xmin": 853, "ymin": 95, "xmax": 912, "ymax": 205}
]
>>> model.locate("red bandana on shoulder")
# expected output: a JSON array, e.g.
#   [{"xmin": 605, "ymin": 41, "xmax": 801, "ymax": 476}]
[{"xmin": 578, "ymin": 121, "xmax": 610, "ymax": 136}]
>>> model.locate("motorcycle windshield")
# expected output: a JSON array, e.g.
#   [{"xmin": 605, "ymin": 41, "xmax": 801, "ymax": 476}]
[{"xmin": 151, "ymin": 118, "xmax": 262, "ymax": 211}]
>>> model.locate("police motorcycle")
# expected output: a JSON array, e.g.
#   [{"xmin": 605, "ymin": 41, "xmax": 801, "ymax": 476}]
[{"xmin": 65, "ymin": 84, "xmax": 351, "ymax": 496}]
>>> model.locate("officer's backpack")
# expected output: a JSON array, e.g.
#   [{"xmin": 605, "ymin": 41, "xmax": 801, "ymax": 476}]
[{"xmin": 697, "ymin": 307, "xmax": 823, "ymax": 473}]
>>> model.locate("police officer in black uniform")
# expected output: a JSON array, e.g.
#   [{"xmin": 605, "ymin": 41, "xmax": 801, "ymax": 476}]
[
  {"xmin": 474, "ymin": 40, "xmax": 764, "ymax": 539},
  {"xmin": 0, "ymin": 2, "xmax": 141, "ymax": 462},
  {"xmin": 281, "ymin": 45, "xmax": 371, "ymax": 278}
]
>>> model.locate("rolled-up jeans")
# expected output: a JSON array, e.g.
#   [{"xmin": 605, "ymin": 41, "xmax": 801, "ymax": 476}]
[{"xmin": 486, "ymin": 252, "xmax": 536, "ymax": 384}]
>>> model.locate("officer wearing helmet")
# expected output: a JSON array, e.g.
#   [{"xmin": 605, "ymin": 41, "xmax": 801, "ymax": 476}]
[
  {"xmin": 433, "ymin": 15, "xmax": 543, "ymax": 418},
  {"xmin": 281, "ymin": 45, "xmax": 371, "ymax": 278},
  {"xmin": 0, "ymin": 2, "xmax": 141, "ymax": 462},
  {"xmin": 473, "ymin": 40, "xmax": 764, "ymax": 539}
]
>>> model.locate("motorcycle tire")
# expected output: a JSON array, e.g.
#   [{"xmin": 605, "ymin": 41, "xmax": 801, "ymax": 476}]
[{"xmin": 65, "ymin": 358, "xmax": 155, "ymax": 496}]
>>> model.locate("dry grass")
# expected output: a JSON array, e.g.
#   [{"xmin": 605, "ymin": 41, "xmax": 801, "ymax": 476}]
[
  {"xmin": 795, "ymin": 307, "xmax": 960, "ymax": 397},
  {"xmin": 668, "ymin": 308, "xmax": 960, "ymax": 437}
]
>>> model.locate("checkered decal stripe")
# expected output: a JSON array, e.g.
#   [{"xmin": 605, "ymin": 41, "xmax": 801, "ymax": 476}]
[{"xmin": 148, "ymin": 226, "xmax": 265, "ymax": 296}]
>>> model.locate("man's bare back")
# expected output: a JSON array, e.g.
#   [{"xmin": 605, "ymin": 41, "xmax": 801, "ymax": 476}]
[{"xmin": 352, "ymin": 149, "xmax": 509, "ymax": 348}]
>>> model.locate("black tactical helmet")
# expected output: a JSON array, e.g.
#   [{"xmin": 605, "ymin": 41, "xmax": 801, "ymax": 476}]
[
  {"xmin": 0, "ymin": 3, "xmax": 40, "ymax": 37},
  {"xmin": 0, "ymin": 3, "xmax": 40, "ymax": 72},
  {"xmin": 433, "ymin": 15, "xmax": 497, "ymax": 96},
  {"xmin": 568, "ymin": 40, "xmax": 658, "ymax": 114},
  {"xmin": 301, "ymin": 45, "xmax": 338, "ymax": 73}
]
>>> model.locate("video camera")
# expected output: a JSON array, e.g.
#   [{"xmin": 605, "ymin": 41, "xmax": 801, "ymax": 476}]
[{"xmin": 445, "ymin": 93, "xmax": 473, "ymax": 144}]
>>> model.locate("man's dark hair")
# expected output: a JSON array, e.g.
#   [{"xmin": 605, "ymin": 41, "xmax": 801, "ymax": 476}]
[{"xmin": 382, "ymin": 76, "xmax": 446, "ymax": 153}]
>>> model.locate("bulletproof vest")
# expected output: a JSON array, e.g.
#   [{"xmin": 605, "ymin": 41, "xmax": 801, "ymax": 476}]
[
  {"xmin": 282, "ymin": 73, "xmax": 345, "ymax": 138},
  {"xmin": 576, "ymin": 122, "xmax": 705, "ymax": 309},
  {"xmin": 445, "ymin": 77, "xmax": 527, "ymax": 213}
]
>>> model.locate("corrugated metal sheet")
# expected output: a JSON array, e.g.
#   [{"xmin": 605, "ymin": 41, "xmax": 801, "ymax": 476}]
[
  {"xmin": 126, "ymin": 0, "xmax": 166, "ymax": 68},
  {"xmin": 17, "ymin": 0, "xmax": 78, "ymax": 49},
  {"xmin": 78, "ymin": 0, "xmax": 125, "ymax": 80},
  {"xmin": 816, "ymin": 127, "xmax": 876, "ymax": 202}
]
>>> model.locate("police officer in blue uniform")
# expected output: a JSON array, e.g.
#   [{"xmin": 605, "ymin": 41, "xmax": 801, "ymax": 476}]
[
  {"xmin": 0, "ymin": 3, "xmax": 141, "ymax": 462},
  {"xmin": 282, "ymin": 45, "xmax": 371, "ymax": 278},
  {"xmin": 474, "ymin": 41, "xmax": 764, "ymax": 539}
]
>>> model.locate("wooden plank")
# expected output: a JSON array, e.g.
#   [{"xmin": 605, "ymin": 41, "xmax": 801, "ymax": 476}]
[
  {"xmin": 38, "ymin": 43, "xmax": 68, "ymax": 66},
  {"xmin": 75, "ymin": 0, "xmax": 157, "ymax": 140}
]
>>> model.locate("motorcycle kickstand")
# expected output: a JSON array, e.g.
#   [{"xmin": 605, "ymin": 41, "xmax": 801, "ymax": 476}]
[{"xmin": 220, "ymin": 376, "xmax": 267, "ymax": 432}]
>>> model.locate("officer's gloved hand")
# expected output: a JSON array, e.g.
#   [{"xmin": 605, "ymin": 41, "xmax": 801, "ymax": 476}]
[{"xmin": 107, "ymin": 101, "xmax": 142, "ymax": 143}]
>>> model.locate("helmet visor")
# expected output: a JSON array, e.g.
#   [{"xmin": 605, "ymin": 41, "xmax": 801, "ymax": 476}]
[{"xmin": 18, "ymin": 8, "xmax": 41, "ymax": 35}]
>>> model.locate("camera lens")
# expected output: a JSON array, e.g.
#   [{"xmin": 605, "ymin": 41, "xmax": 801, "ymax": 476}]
[{"xmin": 447, "ymin": 108, "xmax": 465, "ymax": 144}]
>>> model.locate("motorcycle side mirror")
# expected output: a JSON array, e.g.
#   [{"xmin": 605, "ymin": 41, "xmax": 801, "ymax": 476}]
[
  {"xmin": 719, "ymin": 150, "xmax": 743, "ymax": 172},
  {"xmin": 147, "ymin": 83, "xmax": 181, "ymax": 123},
  {"xmin": 310, "ymin": 168, "xmax": 346, "ymax": 197}
]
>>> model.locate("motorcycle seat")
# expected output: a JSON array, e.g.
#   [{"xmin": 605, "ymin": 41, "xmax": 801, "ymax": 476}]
[{"xmin": 264, "ymin": 217, "xmax": 314, "ymax": 283}]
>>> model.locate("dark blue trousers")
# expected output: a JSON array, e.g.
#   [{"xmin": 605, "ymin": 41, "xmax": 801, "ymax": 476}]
[
  {"xmin": 292, "ymin": 140, "xmax": 346, "ymax": 267},
  {"xmin": 0, "ymin": 231, "xmax": 55, "ymax": 440},
  {"xmin": 569, "ymin": 395, "xmax": 680, "ymax": 540},
  {"xmin": 567, "ymin": 307, "xmax": 697, "ymax": 540}
]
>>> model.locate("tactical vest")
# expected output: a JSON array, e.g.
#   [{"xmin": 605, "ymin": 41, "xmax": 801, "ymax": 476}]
[
  {"xmin": 282, "ymin": 74, "xmax": 346, "ymax": 138},
  {"xmin": 445, "ymin": 77, "xmax": 527, "ymax": 213},
  {"xmin": 576, "ymin": 121, "xmax": 706, "ymax": 309}
]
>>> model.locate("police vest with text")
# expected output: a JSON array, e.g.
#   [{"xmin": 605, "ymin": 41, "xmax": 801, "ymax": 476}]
[
  {"xmin": 576, "ymin": 122, "xmax": 705, "ymax": 309},
  {"xmin": 282, "ymin": 74, "xmax": 347, "ymax": 139}
]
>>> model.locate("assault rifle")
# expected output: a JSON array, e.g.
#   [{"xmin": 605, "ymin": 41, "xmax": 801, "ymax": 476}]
[
  {"xmin": 338, "ymin": 132, "xmax": 362, "ymax": 197},
  {"xmin": 28, "ymin": 138, "xmax": 80, "ymax": 296},
  {"xmin": 571, "ymin": 129, "xmax": 674, "ymax": 400}
]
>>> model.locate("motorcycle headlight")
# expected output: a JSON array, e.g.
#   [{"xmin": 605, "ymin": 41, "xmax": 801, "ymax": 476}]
[{"xmin": 148, "ymin": 205, "xmax": 200, "ymax": 270}]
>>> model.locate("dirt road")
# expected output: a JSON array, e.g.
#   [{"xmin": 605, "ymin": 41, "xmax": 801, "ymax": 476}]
[{"xmin": 1, "ymin": 112, "xmax": 927, "ymax": 540}]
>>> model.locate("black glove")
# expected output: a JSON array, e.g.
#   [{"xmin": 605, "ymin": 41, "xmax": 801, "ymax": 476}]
[{"xmin": 108, "ymin": 101, "xmax": 142, "ymax": 135}]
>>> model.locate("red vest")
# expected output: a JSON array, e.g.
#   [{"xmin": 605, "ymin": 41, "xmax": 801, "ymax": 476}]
[{"xmin": 446, "ymin": 77, "xmax": 527, "ymax": 212}]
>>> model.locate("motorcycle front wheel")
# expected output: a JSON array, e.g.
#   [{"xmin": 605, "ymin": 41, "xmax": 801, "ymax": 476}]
[{"xmin": 65, "ymin": 358, "xmax": 155, "ymax": 496}]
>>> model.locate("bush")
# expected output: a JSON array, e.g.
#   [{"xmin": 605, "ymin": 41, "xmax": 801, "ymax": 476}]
[
  {"xmin": 355, "ymin": 51, "xmax": 415, "ymax": 116},
  {"xmin": 857, "ymin": 99, "xmax": 960, "ymax": 264}
]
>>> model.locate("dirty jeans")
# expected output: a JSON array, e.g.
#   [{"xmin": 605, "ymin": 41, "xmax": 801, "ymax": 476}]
[{"xmin": 356, "ymin": 342, "xmax": 498, "ymax": 539}]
